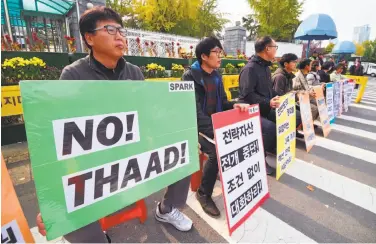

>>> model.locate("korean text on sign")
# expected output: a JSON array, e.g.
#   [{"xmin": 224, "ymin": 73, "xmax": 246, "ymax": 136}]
[
  {"xmin": 276, "ymin": 93, "xmax": 296, "ymax": 180},
  {"xmin": 299, "ymin": 92, "xmax": 316, "ymax": 152},
  {"xmin": 212, "ymin": 105, "xmax": 269, "ymax": 235}
]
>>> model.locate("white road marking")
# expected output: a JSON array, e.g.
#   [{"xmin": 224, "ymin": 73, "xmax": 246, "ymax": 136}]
[
  {"xmin": 331, "ymin": 124, "xmax": 376, "ymax": 140},
  {"xmin": 338, "ymin": 115, "xmax": 376, "ymax": 126}
]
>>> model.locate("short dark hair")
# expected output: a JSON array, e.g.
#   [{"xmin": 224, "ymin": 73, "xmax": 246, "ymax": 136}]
[
  {"xmin": 279, "ymin": 53, "xmax": 298, "ymax": 67},
  {"xmin": 195, "ymin": 36, "xmax": 223, "ymax": 64},
  {"xmin": 254, "ymin": 36, "xmax": 273, "ymax": 53},
  {"xmin": 310, "ymin": 60, "xmax": 320, "ymax": 72},
  {"xmin": 79, "ymin": 6, "xmax": 123, "ymax": 49},
  {"xmin": 298, "ymin": 59, "xmax": 311, "ymax": 70},
  {"xmin": 322, "ymin": 61, "xmax": 332, "ymax": 70},
  {"xmin": 335, "ymin": 64, "xmax": 344, "ymax": 70}
]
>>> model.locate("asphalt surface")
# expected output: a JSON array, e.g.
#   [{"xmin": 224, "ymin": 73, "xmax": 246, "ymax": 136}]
[{"xmin": 3, "ymin": 76, "xmax": 376, "ymax": 243}]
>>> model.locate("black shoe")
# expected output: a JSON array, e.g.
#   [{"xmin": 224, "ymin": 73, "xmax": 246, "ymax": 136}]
[
  {"xmin": 195, "ymin": 191, "xmax": 220, "ymax": 217},
  {"xmin": 265, "ymin": 162, "xmax": 275, "ymax": 175}
]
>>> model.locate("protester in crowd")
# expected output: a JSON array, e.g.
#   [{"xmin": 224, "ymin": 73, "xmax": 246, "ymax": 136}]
[
  {"xmin": 309, "ymin": 50, "xmax": 318, "ymax": 61},
  {"xmin": 272, "ymin": 53, "xmax": 298, "ymax": 96},
  {"xmin": 318, "ymin": 53, "xmax": 324, "ymax": 66},
  {"xmin": 292, "ymin": 59, "xmax": 319, "ymax": 120},
  {"xmin": 271, "ymin": 53, "xmax": 303, "ymax": 138},
  {"xmin": 181, "ymin": 37, "xmax": 250, "ymax": 217},
  {"xmin": 350, "ymin": 58, "xmax": 364, "ymax": 76},
  {"xmin": 340, "ymin": 59, "xmax": 348, "ymax": 75},
  {"xmin": 36, "ymin": 7, "xmax": 193, "ymax": 242},
  {"xmin": 328, "ymin": 57, "xmax": 335, "ymax": 73},
  {"xmin": 307, "ymin": 60, "xmax": 321, "ymax": 86},
  {"xmin": 317, "ymin": 61, "xmax": 332, "ymax": 83},
  {"xmin": 349, "ymin": 58, "xmax": 364, "ymax": 89},
  {"xmin": 238, "ymin": 36, "xmax": 294, "ymax": 176},
  {"xmin": 330, "ymin": 64, "xmax": 346, "ymax": 81}
]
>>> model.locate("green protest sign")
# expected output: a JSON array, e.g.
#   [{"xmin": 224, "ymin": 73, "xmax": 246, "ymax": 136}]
[{"xmin": 20, "ymin": 80, "xmax": 199, "ymax": 240}]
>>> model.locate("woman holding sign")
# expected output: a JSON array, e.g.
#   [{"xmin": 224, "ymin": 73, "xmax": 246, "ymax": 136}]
[{"xmin": 293, "ymin": 59, "xmax": 319, "ymax": 121}]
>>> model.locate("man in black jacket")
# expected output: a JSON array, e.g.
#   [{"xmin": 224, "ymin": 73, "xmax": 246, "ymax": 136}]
[
  {"xmin": 238, "ymin": 36, "xmax": 281, "ymax": 171},
  {"xmin": 272, "ymin": 53, "xmax": 298, "ymax": 96},
  {"xmin": 37, "ymin": 7, "xmax": 193, "ymax": 242},
  {"xmin": 182, "ymin": 37, "xmax": 250, "ymax": 217}
]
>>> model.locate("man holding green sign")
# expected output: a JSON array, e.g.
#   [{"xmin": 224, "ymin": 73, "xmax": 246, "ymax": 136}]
[{"xmin": 31, "ymin": 7, "xmax": 195, "ymax": 242}]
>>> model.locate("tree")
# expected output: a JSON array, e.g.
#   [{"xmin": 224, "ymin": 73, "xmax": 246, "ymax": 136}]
[
  {"xmin": 325, "ymin": 42, "xmax": 335, "ymax": 54},
  {"xmin": 362, "ymin": 39, "xmax": 376, "ymax": 62},
  {"xmin": 242, "ymin": 14, "xmax": 259, "ymax": 41},
  {"xmin": 247, "ymin": 0, "xmax": 303, "ymax": 42},
  {"xmin": 133, "ymin": 0, "xmax": 201, "ymax": 33},
  {"xmin": 355, "ymin": 42, "xmax": 365, "ymax": 56},
  {"xmin": 106, "ymin": 0, "xmax": 141, "ymax": 28}
]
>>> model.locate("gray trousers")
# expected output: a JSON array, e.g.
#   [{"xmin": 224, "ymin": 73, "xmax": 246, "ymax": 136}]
[{"xmin": 63, "ymin": 176, "xmax": 191, "ymax": 243}]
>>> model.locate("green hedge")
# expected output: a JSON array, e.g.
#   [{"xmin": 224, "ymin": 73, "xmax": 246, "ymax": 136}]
[{"xmin": 1, "ymin": 51, "xmax": 248, "ymax": 70}]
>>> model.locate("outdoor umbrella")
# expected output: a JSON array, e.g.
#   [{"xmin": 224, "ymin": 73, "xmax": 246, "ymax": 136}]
[{"xmin": 294, "ymin": 13, "xmax": 338, "ymax": 58}]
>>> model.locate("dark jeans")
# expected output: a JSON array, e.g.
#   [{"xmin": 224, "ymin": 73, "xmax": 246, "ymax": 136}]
[
  {"xmin": 198, "ymin": 117, "xmax": 277, "ymax": 196},
  {"xmin": 266, "ymin": 108, "xmax": 303, "ymax": 128}
]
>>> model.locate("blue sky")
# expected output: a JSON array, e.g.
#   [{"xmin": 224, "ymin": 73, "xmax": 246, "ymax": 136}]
[{"xmin": 218, "ymin": 0, "xmax": 376, "ymax": 42}]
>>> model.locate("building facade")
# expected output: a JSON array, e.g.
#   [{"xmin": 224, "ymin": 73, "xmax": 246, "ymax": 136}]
[{"xmin": 353, "ymin": 25, "xmax": 371, "ymax": 44}]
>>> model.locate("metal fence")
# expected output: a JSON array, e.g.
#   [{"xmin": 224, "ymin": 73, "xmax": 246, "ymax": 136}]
[{"xmin": 1, "ymin": 14, "xmax": 68, "ymax": 52}]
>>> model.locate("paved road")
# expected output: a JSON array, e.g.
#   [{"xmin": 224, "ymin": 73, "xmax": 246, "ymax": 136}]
[{"xmin": 4, "ymin": 77, "xmax": 376, "ymax": 243}]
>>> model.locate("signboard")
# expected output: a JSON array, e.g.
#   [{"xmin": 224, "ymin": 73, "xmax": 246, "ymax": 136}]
[
  {"xmin": 1, "ymin": 155, "xmax": 35, "ymax": 243},
  {"xmin": 313, "ymin": 86, "xmax": 331, "ymax": 137},
  {"xmin": 1, "ymin": 85, "xmax": 23, "ymax": 117},
  {"xmin": 333, "ymin": 82, "xmax": 341, "ymax": 119},
  {"xmin": 276, "ymin": 93, "xmax": 296, "ymax": 180},
  {"xmin": 212, "ymin": 105, "xmax": 269, "ymax": 235},
  {"xmin": 343, "ymin": 80, "xmax": 349, "ymax": 112},
  {"xmin": 298, "ymin": 92, "xmax": 316, "ymax": 152},
  {"xmin": 339, "ymin": 81, "xmax": 343, "ymax": 115},
  {"xmin": 326, "ymin": 83, "xmax": 335, "ymax": 124},
  {"xmin": 20, "ymin": 80, "xmax": 199, "ymax": 240}
]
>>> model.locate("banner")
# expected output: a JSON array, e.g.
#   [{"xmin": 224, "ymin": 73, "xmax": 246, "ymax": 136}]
[
  {"xmin": 1, "ymin": 85, "xmax": 23, "ymax": 117},
  {"xmin": 298, "ymin": 92, "xmax": 316, "ymax": 152},
  {"xmin": 339, "ymin": 81, "xmax": 343, "ymax": 115},
  {"xmin": 333, "ymin": 82, "xmax": 341, "ymax": 119},
  {"xmin": 212, "ymin": 105, "xmax": 269, "ymax": 235},
  {"xmin": 276, "ymin": 93, "xmax": 296, "ymax": 180},
  {"xmin": 313, "ymin": 86, "xmax": 331, "ymax": 137},
  {"xmin": 20, "ymin": 80, "xmax": 199, "ymax": 240},
  {"xmin": 326, "ymin": 83, "xmax": 335, "ymax": 124},
  {"xmin": 343, "ymin": 80, "xmax": 350, "ymax": 112},
  {"xmin": 1, "ymin": 155, "xmax": 35, "ymax": 243}
]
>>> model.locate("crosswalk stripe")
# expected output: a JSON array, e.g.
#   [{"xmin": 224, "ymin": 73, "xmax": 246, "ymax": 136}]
[
  {"xmin": 330, "ymin": 124, "xmax": 376, "ymax": 140},
  {"xmin": 338, "ymin": 115, "xmax": 376, "ymax": 126},
  {"xmin": 361, "ymin": 101, "xmax": 376, "ymax": 106},
  {"xmin": 315, "ymin": 137, "xmax": 376, "ymax": 165},
  {"xmin": 286, "ymin": 159, "xmax": 376, "ymax": 214},
  {"xmin": 186, "ymin": 182, "xmax": 317, "ymax": 243},
  {"xmin": 350, "ymin": 103, "xmax": 376, "ymax": 111}
]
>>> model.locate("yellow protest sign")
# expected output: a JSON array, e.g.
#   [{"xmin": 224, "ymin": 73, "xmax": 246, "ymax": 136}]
[
  {"xmin": 1, "ymin": 154, "xmax": 35, "ymax": 243},
  {"xmin": 1, "ymin": 85, "xmax": 23, "ymax": 117},
  {"xmin": 313, "ymin": 86, "xmax": 331, "ymax": 137},
  {"xmin": 276, "ymin": 93, "xmax": 296, "ymax": 180},
  {"xmin": 299, "ymin": 92, "xmax": 316, "ymax": 152}
]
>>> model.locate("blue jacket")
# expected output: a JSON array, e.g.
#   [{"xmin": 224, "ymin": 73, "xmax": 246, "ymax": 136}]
[{"xmin": 182, "ymin": 61, "xmax": 234, "ymax": 138}]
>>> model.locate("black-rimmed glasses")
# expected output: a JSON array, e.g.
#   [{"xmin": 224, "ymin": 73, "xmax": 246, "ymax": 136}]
[{"xmin": 92, "ymin": 25, "xmax": 127, "ymax": 37}]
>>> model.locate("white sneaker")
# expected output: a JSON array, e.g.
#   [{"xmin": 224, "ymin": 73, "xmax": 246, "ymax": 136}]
[{"xmin": 155, "ymin": 203, "xmax": 193, "ymax": 232}]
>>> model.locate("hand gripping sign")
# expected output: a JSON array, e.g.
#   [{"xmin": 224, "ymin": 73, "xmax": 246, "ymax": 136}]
[
  {"xmin": 276, "ymin": 93, "xmax": 296, "ymax": 180},
  {"xmin": 212, "ymin": 104, "xmax": 269, "ymax": 235},
  {"xmin": 1, "ymin": 154, "xmax": 35, "ymax": 243},
  {"xmin": 20, "ymin": 80, "xmax": 199, "ymax": 240}
]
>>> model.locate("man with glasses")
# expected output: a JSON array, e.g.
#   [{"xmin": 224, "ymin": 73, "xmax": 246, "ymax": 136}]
[
  {"xmin": 182, "ymin": 37, "xmax": 250, "ymax": 217},
  {"xmin": 36, "ymin": 6, "xmax": 193, "ymax": 243},
  {"xmin": 238, "ymin": 36, "xmax": 281, "ymax": 175}
]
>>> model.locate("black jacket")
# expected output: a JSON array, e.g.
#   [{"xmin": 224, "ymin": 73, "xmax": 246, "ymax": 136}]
[
  {"xmin": 238, "ymin": 55, "xmax": 277, "ymax": 117},
  {"xmin": 182, "ymin": 61, "xmax": 234, "ymax": 139},
  {"xmin": 60, "ymin": 55, "xmax": 144, "ymax": 80},
  {"xmin": 349, "ymin": 65, "xmax": 364, "ymax": 76},
  {"xmin": 272, "ymin": 67, "xmax": 295, "ymax": 96},
  {"xmin": 317, "ymin": 70, "xmax": 331, "ymax": 83}
]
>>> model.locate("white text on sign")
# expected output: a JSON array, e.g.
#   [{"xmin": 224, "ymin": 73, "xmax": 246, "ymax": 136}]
[
  {"xmin": 53, "ymin": 112, "xmax": 140, "ymax": 160},
  {"xmin": 62, "ymin": 141, "xmax": 189, "ymax": 213}
]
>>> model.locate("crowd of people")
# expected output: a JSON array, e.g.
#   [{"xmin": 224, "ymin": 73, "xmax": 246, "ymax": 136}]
[{"xmin": 34, "ymin": 6, "xmax": 364, "ymax": 243}]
